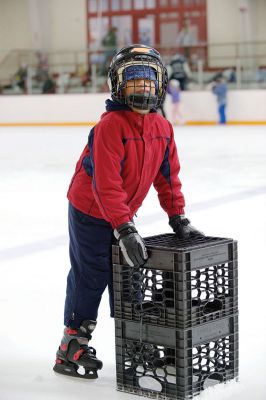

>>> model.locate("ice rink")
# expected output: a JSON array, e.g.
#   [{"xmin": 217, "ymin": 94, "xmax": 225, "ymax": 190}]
[{"xmin": 0, "ymin": 124, "xmax": 266, "ymax": 400}]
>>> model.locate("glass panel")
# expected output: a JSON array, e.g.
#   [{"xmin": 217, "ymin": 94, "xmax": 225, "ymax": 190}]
[
  {"xmin": 190, "ymin": 11, "xmax": 201, "ymax": 17},
  {"xmin": 102, "ymin": 0, "xmax": 109, "ymax": 11},
  {"xmin": 159, "ymin": 0, "xmax": 168, "ymax": 6},
  {"xmin": 169, "ymin": 12, "xmax": 178, "ymax": 18},
  {"xmin": 122, "ymin": 0, "xmax": 132, "ymax": 10},
  {"xmin": 171, "ymin": 0, "xmax": 180, "ymax": 5},
  {"xmin": 88, "ymin": 0, "xmax": 97, "ymax": 13},
  {"xmin": 138, "ymin": 17, "xmax": 155, "ymax": 46},
  {"xmin": 146, "ymin": 0, "xmax": 156, "ymax": 8},
  {"xmin": 111, "ymin": 16, "xmax": 132, "ymax": 48},
  {"xmin": 88, "ymin": 17, "xmax": 109, "ymax": 49},
  {"xmin": 88, "ymin": 0, "xmax": 108, "ymax": 12},
  {"xmin": 160, "ymin": 22, "xmax": 179, "ymax": 46},
  {"xmin": 111, "ymin": 0, "xmax": 120, "ymax": 10},
  {"xmin": 135, "ymin": 0, "xmax": 145, "ymax": 9},
  {"xmin": 160, "ymin": 12, "xmax": 178, "ymax": 19},
  {"xmin": 177, "ymin": 19, "xmax": 198, "ymax": 46},
  {"xmin": 183, "ymin": 0, "xmax": 204, "ymax": 5}
]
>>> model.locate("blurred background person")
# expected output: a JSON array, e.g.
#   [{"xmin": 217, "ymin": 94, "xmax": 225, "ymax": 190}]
[
  {"xmin": 101, "ymin": 26, "xmax": 117, "ymax": 75},
  {"xmin": 176, "ymin": 18, "xmax": 197, "ymax": 61},
  {"xmin": 168, "ymin": 53, "xmax": 191, "ymax": 91},
  {"xmin": 42, "ymin": 73, "xmax": 56, "ymax": 94},
  {"xmin": 167, "ymin": 79, "xmax": 185, "ymax": 125},
  {"xmin": 212, "ymin": 77, "xmax": 228, "ymax": 124},
  {"xmin": 12, "ymin": 62, "xmax": 28, "ymax": 93}
]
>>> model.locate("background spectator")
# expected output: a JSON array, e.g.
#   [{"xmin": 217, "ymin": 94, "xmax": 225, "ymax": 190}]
[
  {"xmin": 12, "ymin": 63, "xmax": 28, "ymax": 93},
  {"xmin": 42, "ymin": 74, "xmax": 56, "ymax": 94},
  {"xmin": 101, "ymin": 27, "xmax": 117, "ymax": 75},
  {"xmin": 168, "ymin": 53, "xmax": 191, "ymax": 91},
  {"xmin": 167, "ymin": 79, "xmax": 185, "ymax": 125},
  {"xmin": 212, "ymin": 77, "xmax": 228, "ymax": 124}
]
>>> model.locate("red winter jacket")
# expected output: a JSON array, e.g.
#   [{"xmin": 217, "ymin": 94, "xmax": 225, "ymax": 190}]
[{"xmin": 67, "ymin": 100, "xmax": 185, "ymax": 229}]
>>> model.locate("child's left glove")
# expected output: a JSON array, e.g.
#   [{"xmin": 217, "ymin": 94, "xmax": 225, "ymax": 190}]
[
  {"xmin": 114, "ymin": 222, "xmax": 148, "ymax": 267},
  {"xmin": 169, "ymin": 215, "xmax": 204, "ymax": 239}
]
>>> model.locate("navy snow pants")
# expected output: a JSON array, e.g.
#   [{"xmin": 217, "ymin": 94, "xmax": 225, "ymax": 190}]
[{"xmin": 64, "ymin": 202, "xmax": 114, "ymax": 328}]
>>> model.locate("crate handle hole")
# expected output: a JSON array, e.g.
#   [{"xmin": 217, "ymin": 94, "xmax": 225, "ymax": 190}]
[
  {"xmin": 203, "ymin": 372, "xmax": 224, "ymax": 389},
  {"xmin": 203, "ymin": 299, "xmax": 223, "ymax": 315},
  {"xmin": 134, "ymin": 302, "xmax": 161, "ymax": 317},
  {"xmin": 138, "ymin": 376, "xmax": 162, "ymax": 392}
]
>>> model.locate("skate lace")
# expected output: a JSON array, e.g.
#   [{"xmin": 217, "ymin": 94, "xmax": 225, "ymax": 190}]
[{"xmin": 80, "ymin": 345, "xmax": 96, "ymax": 357}]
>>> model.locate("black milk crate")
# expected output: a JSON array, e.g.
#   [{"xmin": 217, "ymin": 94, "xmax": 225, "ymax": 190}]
[
  {"xmin": 115, "ymin": 314, "xmax": 239, "ymax": 400},
  {"xmin": 112, "ymin": 234, "xmax": 238, "ymax": 329}
]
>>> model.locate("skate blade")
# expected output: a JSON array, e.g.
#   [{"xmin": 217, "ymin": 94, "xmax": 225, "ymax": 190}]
[{"xmin": 53, "ymin": 363, "xmax": 98, "ymax": 379}]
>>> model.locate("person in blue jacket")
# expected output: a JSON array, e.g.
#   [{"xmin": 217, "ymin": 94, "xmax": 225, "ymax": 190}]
[{"xmin": 212, "ymin": 77, "xmax": 228, "ymax": 124}]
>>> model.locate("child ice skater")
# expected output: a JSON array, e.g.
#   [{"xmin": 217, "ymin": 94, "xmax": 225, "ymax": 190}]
[{"xmin": 53, "ymin": 44, "xmax": 203, "ymax": 379}]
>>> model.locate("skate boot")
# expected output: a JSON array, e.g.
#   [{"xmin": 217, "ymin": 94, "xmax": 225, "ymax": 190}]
[{"xmin": 53, "ymin": 320, "xmax": 103, "ymax": 379}]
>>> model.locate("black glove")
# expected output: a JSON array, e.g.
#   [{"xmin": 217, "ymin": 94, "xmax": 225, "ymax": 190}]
[
  {"xmin": 114, "ymin": 222, "xmax": 148, "ymax": 267},
  {"xmin": 169, "ymin": 214, "xmax": 204, "ymax": 239}
]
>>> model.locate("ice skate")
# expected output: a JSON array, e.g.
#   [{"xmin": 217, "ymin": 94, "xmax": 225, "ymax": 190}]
[{"xmin": 53, "ymin": 320, "xmax": 103, "ymax": 379}]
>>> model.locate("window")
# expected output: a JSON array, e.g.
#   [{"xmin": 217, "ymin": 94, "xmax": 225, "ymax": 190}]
[
  {"xmin": 88, "ymin": 0, "xmax": 109, "ymax": 13},
  {"xmin": 111, "ymin": 0, "xmax": 120, "ymax": 11},
  {"xmin": 146, "ymin": 0, "xmax": 156, "ymax": 8},
  {"xmin": 88, "ymin": 0, "xmax": 97, "ymax": 13},
  {"xmin": 88, "ymin": 17, "xmax": 109, "ymax": 48},
  {"xmin": 101, "ymin": 0, "xmax": 109, "ymax": 11},
  {"xmin": 122, "ymin": 0, "xmax": 132, "ymax": 10},
  {"xmin": 159, "ymin": 0, "xmax": 168, "ymax": 6},
  {"xmin": 134, "ymin": 0, "xmax": 145, "ymax": 9},
  {"xmin": 184, "ymin": 0, "xmax": 205, "ymax": 5},
  {"xmin": 111, "ymin": 16, "xmax": 133, "ymax": 47},
  {"xmin": 171, "ymin": 0, "xmax": 180, "ymax": 5},
  {"xmin": 87, "ymin": 0, "xmax": 207, "ymax": 56}
]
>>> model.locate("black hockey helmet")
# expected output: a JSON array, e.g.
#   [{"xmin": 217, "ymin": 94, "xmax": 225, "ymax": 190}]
[{"xmin": 107, "ymin": 44, "xmax": 168, "ymax": 110}]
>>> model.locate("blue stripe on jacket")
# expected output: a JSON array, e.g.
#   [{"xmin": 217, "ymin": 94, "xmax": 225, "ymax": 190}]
[
  {"xmin": 82, "ymin": 127, "xmax": 95, "ymax": 177},
  {"xmin": 82, "ymin": 126, "xmax": 172, "ymax": 189},
  {"xmin": 159, "ymin": 138, "xmax": 171, "ymax": 185}
]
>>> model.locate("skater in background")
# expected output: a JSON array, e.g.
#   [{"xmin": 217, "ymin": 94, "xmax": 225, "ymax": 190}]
[
  {"xmin": 167, "ymin": 79, "xmax": 185, "ymax": 125},
  {"xmin": 168, "ymin": 52, "xmax": 191, "ymax": 91},
  {"xmin": 53, "ymin": 44, "xmax": 204, "ymax": 380},
  {"xmin": 212, "ymin": 76, "xmax": 228, "ymax": 124}
]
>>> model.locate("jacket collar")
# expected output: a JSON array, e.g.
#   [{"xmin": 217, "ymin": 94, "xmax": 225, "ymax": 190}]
[
  {"xmin": 105, "ymin": 99, "xmax": 157, "ymax": 113},
  {"xmin": 105, "ymin": 99, "xmax": 131, "ymax": 112}
]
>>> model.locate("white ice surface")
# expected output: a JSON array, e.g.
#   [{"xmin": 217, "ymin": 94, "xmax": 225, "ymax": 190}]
[{"xmin": 0, "ymin": 125, "xmax": 266, "ymax": 400}]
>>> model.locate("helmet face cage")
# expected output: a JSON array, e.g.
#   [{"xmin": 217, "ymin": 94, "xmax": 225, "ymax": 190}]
[{"xmin": 108, "ymin": 45, "xmax": 168, "ymax": 110}]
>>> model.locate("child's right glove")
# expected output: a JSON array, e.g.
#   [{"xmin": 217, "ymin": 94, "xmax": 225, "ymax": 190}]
[
  {"xmin": 169, "ymin": 215, "xmax": 204, "ymax": 240},
  {"xmin": 114, "ymin": 222, "xmax": 148, "ymax": 267}
]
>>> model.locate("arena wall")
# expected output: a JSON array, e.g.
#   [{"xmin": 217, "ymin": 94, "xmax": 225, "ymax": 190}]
[{"xmin": 0, "ymin": 91, "xmax": 266, "ymax": 126}]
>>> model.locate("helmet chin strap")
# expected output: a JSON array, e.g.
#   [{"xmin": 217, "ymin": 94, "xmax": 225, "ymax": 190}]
[{"xmin": 125, "ymin": 92, "xmax": 157, "ymax": 111}]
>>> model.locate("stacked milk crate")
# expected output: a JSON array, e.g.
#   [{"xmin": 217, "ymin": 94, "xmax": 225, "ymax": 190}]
[{"xmin": 112, "ymin": 233, "xmax": 239, "ymax": 400}]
